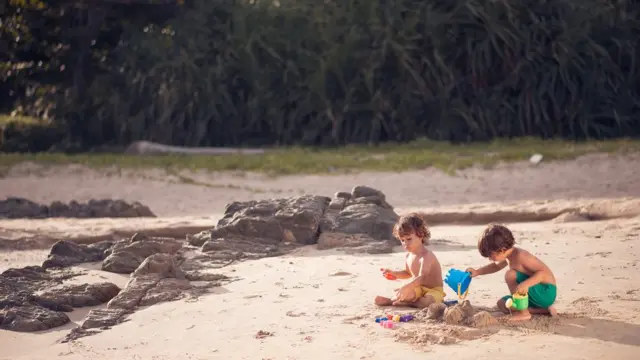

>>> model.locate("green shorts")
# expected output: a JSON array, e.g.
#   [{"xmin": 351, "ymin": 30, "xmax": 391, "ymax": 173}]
[{"xmin": 501, "ymin": 271, "xmax": 557, "ymax": 308}]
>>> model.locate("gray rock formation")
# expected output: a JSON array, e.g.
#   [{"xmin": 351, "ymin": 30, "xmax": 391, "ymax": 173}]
[
  {"xmin": 102, "ymin": 234, "xmax": 183, "ymax": 274},
  {"xmin": 4, "ymin": 185, "xmax": 398, "ymax": 338},
  {"xmin": 0, "ymin": 266, "xmax": 120, "ymax": 332},
  {"xmin": 72, "ymin": 253, "xmax": 226, "ymax": 341},
  {"xmin": 0, "ymin": 197, "xmax": 155, "ymax": 219},
  {"xmin": 189, "ymin": 185, "xmax": 399, "ymax": 255}
]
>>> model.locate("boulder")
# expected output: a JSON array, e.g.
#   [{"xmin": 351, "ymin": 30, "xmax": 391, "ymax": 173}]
[
  {"xmin": 190, "ymin": 195, "xmax": 330, "ymax": 247},
  {"xmin": 317, "ymin": 186, "xmax": 399, "ymax": 250},
  {"xmin": 102, "ymin": 236, "xmax": 182, "ymax": 274},
  {"xmin": 42, "ymin": 240, "xmax": 114, "ymax": 269}
]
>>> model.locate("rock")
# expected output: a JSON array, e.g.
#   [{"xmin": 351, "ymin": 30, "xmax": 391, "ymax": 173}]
[
  {"xmin": 318, "ymin": 186, "xmax": 399, "ymax": 250},
  {"xmin": 351, "ymin": 186, "xmax": 384, "ymax": 199},
  {"xmin": 188, "ymin": 186, "xmax": 398, "ymax": 256},
  {"xmin": 42, "ymin": 240, "xmax": 114, "ymax": 269},
  {"xmin": 37, "ymin": 282, "xmax": 121, "ymax": 308},
  {"xmin": 191, "ymin": 195, "xmax": 330, "ymax": 247},
  {"xmin": 81, "ymin": 308, "xmax": 131, "ymax": 329},
  {"xmin": 0, "ymin": 303, "xmax": 70, "ymax": 332},
  {"xmin": 321, "ymin": 203, "xmax": 398, "ymax": 238},
  {"xmin": 328, "ymin": 197, "xmax": 347, "ymax": 210},
  {"xmin": 108, "ymin": 254, "xmax": 191, "ymax": 310},
  {"xmin": 102, "ymin": 237, "xmax": 182, "ymax": 274},
  {"xmin": 0, "ymin": 266, "xmax": 116, "ymax": 332},
  {"xmin": 0, "ymin": 197, "xmax": 155, "ymax": 219},
  {"xmin": 334, "ymin": 192, "xmax": 352, "ymax": 200},
  {"xmin": 0, "ymin": 197, "xmax": 48, "ymax": 218}
]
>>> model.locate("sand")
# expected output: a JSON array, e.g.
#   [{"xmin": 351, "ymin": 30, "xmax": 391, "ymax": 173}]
[{"xmin": 1, "ymin": 153, "xmax": 640, "ymax": 360}]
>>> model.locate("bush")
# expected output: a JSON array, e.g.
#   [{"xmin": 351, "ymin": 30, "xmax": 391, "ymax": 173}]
[{"xmin": 0, "ymin": 116, "xmax": 66, "ymax": 152}]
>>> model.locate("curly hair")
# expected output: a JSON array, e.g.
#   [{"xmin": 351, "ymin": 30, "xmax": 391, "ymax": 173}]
[
  {"xmin": 478, "ymin": 223, "xmax": 515, "ymax": 257},
  {"xmin": 392, "ymin": 213, "xmax": 431, "ymax": 244}
]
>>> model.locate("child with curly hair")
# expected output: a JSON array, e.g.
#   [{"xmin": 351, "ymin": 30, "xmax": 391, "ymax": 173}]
[{"xmin": 374, "ymin": 213, "xmax": 445, "ymax": 308}]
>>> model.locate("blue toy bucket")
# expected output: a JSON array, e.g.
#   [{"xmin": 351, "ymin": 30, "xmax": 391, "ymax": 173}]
[{"xmin": 444, "ymin": 269, "xmax": 472, "ymax": 296}]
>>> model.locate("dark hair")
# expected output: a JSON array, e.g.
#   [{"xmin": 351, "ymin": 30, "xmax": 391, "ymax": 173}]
[
  {"xmin": 393, "ymin": 213, "xmax": 431, "ymax": 244},
  {"xmin": 478, "ymin": 223, "xmax": 515, "ymax": 257}
]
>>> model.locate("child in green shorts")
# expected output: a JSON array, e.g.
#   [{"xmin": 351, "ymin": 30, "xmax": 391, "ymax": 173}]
[{"xmin": 466, "ymin": 223, "xmax": 558, "ymax": 321}]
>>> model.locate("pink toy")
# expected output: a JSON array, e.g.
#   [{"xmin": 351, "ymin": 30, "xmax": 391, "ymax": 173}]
[{"xmin": 380, "ymin": 321, "xmax": 395, "ymax": 329}]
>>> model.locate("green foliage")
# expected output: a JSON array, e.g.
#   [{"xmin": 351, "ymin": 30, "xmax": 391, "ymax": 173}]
[{"xmin": 3, "ymin": 0, "xmax": 640, "ymax": 151}]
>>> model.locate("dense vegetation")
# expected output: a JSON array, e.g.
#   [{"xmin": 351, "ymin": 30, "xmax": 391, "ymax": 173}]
[{"xmin": 2, "ymin": 0, "xmax": 640, "ymax": 152}]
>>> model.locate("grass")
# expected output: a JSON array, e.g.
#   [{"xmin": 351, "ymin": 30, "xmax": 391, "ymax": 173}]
[
  {"xmin": 1, "ymin": 137, "xmax": 639, "ymax": 176},
  {"xmin": 0, "ymin": 114, "xmax": 51, "ymax": 126}
]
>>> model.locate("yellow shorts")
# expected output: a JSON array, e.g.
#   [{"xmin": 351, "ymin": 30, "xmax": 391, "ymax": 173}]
[{"xmin": 413, "ymin": 286, "xmax": 445, "ymax": 303}]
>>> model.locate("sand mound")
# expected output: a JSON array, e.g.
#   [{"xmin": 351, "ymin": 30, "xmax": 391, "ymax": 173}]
[{"xmin": 392, "ymin": 301, "xmax": 501, "ymax": 349}]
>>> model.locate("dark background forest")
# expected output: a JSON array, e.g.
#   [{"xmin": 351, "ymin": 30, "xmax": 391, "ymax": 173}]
[{"xmin": 2, "ymin": 0, "xmax": 640, "ymax": 152}]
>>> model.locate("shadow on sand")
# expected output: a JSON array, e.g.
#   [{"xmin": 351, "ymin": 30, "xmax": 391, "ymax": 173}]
[
  {"xmin": 504, "ymin": 314, "xmax": 640, "ymax": 347},
  {"xmin": 551, "ymin": 316, "xmax": 640, "ymax": 346}
]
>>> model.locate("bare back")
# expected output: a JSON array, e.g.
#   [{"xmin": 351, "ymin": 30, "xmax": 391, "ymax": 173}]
[
  {"xmin": 507, "ymin": 247, "xmax": 557, "ymax": 285},
  {"xmin": 405, "ymin": 249, "xmax": 443, "ymax": 288}
]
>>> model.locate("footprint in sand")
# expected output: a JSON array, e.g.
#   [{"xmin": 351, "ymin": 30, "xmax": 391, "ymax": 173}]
[
  {"xmin": 330, "ymin": 271, "xmax": 352, "ymax": 276},
  {"xmin": 585, "ymin": 251, "xmax": 612, "ymax": 258},
  {"xmin": 286, "ymin": 310, "xmax": 306, "ymax": 317},
  {"xmin": 255, "ymin": 330, "xmax": 275, "ymax": 339}
]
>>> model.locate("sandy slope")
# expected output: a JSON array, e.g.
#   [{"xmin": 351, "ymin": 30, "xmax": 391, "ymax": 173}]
[
  {"xmin": 1, "ymin": 153, "xmax": 639, "ymax": 217},
  {"xmin": 1, "ymin": 220, "xmax": 639, "ymax": 360}
]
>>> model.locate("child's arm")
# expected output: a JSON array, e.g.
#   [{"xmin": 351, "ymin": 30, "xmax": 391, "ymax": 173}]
[
  {"xmin": 467, "ymin": 260, "xmax": 508, "ymax": 277},
  {"xmin": 383, "ymin": 254, "xmax": 412, "ymax": 279},
  {"xmin": 396, "ymin": 257, "xmax": 429, "ymax": 301},
  {"xmin": 515, "ymin": 252, "xmax": 554, "ymax": 294}
]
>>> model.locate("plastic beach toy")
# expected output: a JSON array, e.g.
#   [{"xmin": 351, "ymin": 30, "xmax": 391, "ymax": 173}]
[
  {"xmin": 380, "ymin": 268, "xmax": 397, "ymax": 280},
  {"xmin": 444, "ymin": 299, "xmax": 459, "ymax": 307},
  {"xmin": 380, "ymin": 320, "xmax": 395, "ymax": 329},
  {"xmin": 505, "ymin": 293, "xmax": 529, "ymax": 310},
  {"xmin": 444, "ymin": 269, "xmax": 472, "ymax": 300},
  {"xmin": 400, "ymin": 314, "xmax": 414, "ymax": 322}
]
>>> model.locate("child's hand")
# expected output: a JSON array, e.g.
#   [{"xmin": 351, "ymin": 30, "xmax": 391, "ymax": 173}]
[
  {"xmin": 380, "ymin": 268, "xmax": 397, "ymax": 280},
  {"xmin": 381, "ymin": 268, "xmax": 395, "ymax": 276},
  {"xmin": 465, "ymin": 268, "xmax": 479, "ymax": 278},
  {"xmin": 515, "ymin": 283, "xmax": 529, "ymax": 295}
]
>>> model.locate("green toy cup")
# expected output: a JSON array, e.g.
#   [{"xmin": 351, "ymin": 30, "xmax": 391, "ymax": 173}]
[{"xmin": 505, "ymin": 293, "xmax": 529, "ymax": 310}]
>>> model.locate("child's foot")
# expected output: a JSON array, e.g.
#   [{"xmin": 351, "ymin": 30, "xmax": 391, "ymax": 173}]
[
  {"xmin": 548, "ymin": 305, "xmax": 558, "ymax": 317},
  {"xmin": 509, "ymin": 310, "xmax": 532, "ymax": 322},
  {"xmin": 391, "ymin": 300, "xmax": 413, "ymax": 307},
  {"xmin": 374, "ymin": 296, "xmax": 393, "ymax": 306},
  {"xmin": 496, "ymin": 299, "xmax": 510, "ymax": 314}
]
